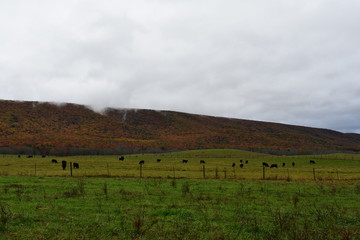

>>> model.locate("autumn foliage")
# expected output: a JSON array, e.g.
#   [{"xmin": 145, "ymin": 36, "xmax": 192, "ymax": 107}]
[{"xmin": 1, "ymin": 100, "xmax": 360, "ymax": 155}]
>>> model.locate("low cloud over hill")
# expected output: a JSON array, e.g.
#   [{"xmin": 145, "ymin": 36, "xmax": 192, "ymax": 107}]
[{"xmin": 1, "ymin": 100, "xmax": 360, "ymax": 155}]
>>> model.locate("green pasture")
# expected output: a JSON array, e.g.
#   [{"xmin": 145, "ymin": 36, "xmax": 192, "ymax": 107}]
[
  {"xmin": 0, "ymin": 149, "xmax": 359, "ymax": 239},
  {"xmin": 0, "ymin": 176, "xmax": 359, "ymax": 239},
  {"xmin": 0, "ymin": 149, "xmax": 359, "ymax": 180}
]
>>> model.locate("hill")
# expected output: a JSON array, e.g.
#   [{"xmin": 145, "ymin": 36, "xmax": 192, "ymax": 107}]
[{"xmin": 1, "ymin": 99, "xmax": 360, "ymax": 155}]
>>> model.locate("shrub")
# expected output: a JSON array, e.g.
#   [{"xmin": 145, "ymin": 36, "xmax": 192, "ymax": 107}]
[
  {"xmin": 181, "ymin": 182, "xmax": 191, "ymax": 197},
  {"xmin": 0, "ymin": 203, "xmax": 12, "ymax": 232}
]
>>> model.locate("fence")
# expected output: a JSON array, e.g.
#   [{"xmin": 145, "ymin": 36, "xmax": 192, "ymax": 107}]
[{"xmin": 1, "ymin": 154, "xmax": 359, "ymax": 180}]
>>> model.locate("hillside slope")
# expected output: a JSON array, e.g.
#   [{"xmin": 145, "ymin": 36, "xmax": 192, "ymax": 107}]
[{"xmin": 1, "ymin": 100, "xmax": 360, "ymax": 154}]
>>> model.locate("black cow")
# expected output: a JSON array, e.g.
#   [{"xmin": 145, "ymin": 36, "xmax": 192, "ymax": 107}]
[
  {"xmin": 240, "ymin": 159, "xmax": 243, "ymax": 163},
  {"xmin": 27, "ymin": 155, "xmax": 33, "ymax": 158},
  {"xmin": 62, "ymin": 160, "xmax": 67, "ymax": 170},
  {"xmin": 292, "ymin": 162, "xmax": 295, "ymax": 167},
  {"xmin": 157, "ymin": 159, "xmax": 161, "ymax": 163},
  {"xmin": 139, "ymin": 160, "xmax": 144, "ymax": 165},
  {"xmin": 262, "ymin": 162, "xmax": 269, "ymax": 167},
  {"xmin": 282, "ymin": 163, "xmax": 285, "ymax": 167},
  {"xmin": 200, "ymin": 160, "xmax": 206, "ymax": 164},
  {"xmin": 51, "ymin": 159, "xmax": 58, "ymax": 164},
  {"xmin": 182, "ymin": 160, "xmax": 188, "ymax": 163},
  {"xmin": 73, "ymin": 162, "xmax": 79, "ymax": 169},
  {"xmin": 310, "ymin": 160, "xmax": 316, "ymax": 164},
  {"xmin": 270, "ymin": 164, "xmax": 278, "ymax": 168},
  {"xmin": 41, "ymin": 155, "xmax": 46, "ymax": 158},
  {"xmin": 119, "ymin": 156, "xmax": 125, "ymax": 161},
  {"xmin": 245, "ymin": 160, "xmax": 248, "ymax": 164},
  {"xmin": 232, "ymin": 163, "xmax": 236, "ymax": 167},
  {"xmin": 240, "ymin": 163, "xmax": 244, "ymax": 168},
  {"xmin": 18, "ymin": 155, "xmax": 21, "ymax": 158}
]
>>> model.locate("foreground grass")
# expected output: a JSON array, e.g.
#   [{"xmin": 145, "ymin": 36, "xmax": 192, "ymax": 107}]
[{"xmin": 0, "ymin": 176, "xmax": 359, "ymax": 239}]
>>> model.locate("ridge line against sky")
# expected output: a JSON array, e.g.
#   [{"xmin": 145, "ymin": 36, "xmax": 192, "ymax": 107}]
[{"xmin": 1, "ymin": 0, "xmax": 360, "ymax": 133}]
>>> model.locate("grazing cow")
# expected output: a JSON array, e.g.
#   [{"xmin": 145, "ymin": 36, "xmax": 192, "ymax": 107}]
[
  {"xmin": 139, "ymin": 160, "xmax": 145, "ymax": 165},
  {"xmin": 200, "ymin": 160, "xmax": 206, "ymax": 164},
  {"xmin": 240, "ymin": 159, "xmax": 243, "ymax": 163},
  {"xmin": 270, "ymin": 164, "xmax": 278, "ymax": 168},
  {"xmin": 157, "ymin": 159, "xmax": 161, "ymax": 163},
  {"xmin": 182, "ymin": 160, "xmax": 188, "ymax": 163},
  {"xmin": 262, "ymin": 162, "xmax": 269, "ymax": 167},
  {"xmin": 27, "ymin": 155, "xmax": 33, "ymax": 158},
  {"xmin": 245, "ymin": 160, "xmax": 248, "ymax": 164},
  {"xmin": 292, "ymin": 162, "xmax": 295, "ymax": 167},
  {"xmin": 232, "ymin": 163, "xmax": 236, "ymax": 167},
  {"xmin": 18, "ymin": 155, "xmax": 21, "ymax": 158},
  {"xmin": 282, "ymin": 163, "xmax": 286, "ymax": 167},
  {"xmin": 73, "ymin": 162, "xmax": 79, "ymax": 169},
  {"xmin": 119, "ymin": 156, "xmax": 125, "ymax": 161},
  {"xmin": 51, "ymin": 159, "xmax": 58, "ymax": 164},
  {"xmin": 41, "ymin": 155, "xmax": 46, "ymax": 158},
  {"xmin": 310, "ymin": 160, "xmax": 316, "ymax": 164},
  {"xmin": 240, "ymin": 163, "xmax": 244, "ymax": 168},
  {"xmin": 61, "ymin": 161, "xmax": 67, "ymax": 170}
]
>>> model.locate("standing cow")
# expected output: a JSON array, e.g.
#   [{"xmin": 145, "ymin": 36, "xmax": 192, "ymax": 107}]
[
  {"xmin": 270, "ymin": 164, "xmax": 278, "ymax": 168},
  {"xmin": 62, "ymin": 161, "xmax": 67, "ymax": 170}
]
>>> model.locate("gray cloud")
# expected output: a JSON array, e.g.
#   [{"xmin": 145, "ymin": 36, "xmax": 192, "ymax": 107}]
[{"xmin": 1, "ymin": 0, "xmax": 360, "ymax": 133}]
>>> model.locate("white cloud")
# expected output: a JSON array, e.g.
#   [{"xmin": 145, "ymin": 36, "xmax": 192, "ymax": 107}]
[{"xmin": 0, "ymin": 0, "xmax": 360, "ymax": 132}]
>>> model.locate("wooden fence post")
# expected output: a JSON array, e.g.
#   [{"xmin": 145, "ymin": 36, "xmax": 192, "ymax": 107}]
[
  {"xmin": 107, "ymin": 163, "xmax": 110, "ymax": 177},
  {"xmin": 262, "ymin": 165, "xmax": 265, "ymax": 180},
  {"xmin": 140, "ymin": 164, "xmax": 143, "ymax": 178},
  {"xmin": 313, "ymin": 168, "xmax": 316, "ymax": 180},
  {"xmin": 215, "ymin": 167, "xmax": 219, "ymax": 179},
  {"xmin": 70, "ymin": 162, "xmax": 73, "ymax": 177},
  {"xmin": 202, "ymin": 165, "xmax": 206, "ymax": 179},
  {"xmin": 287, "ymin": 169, "xmax": 290, "ymax": 181}
]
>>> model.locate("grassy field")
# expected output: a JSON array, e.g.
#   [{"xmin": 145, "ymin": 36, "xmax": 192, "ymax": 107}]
[
  {"xmin": 0, "ymin": 176, "xmax": 359, "ymax": 239},
  {"xmin": 0, "ymin": 149, "xmax": 359, "ymax": 239},
  {"xmin": 0, "ymin": 149, "xmax": 359, "ymax": 180}
]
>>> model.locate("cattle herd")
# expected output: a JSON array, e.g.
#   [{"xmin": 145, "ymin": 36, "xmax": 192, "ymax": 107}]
[
  {"xmin": 50, "ymin": 158, "xmax": 80, "ymax": 170},
  {"xmin": 116, "ymin": 157, "xmax": 316, "ymax": 170},
  {"xmin": 18, "ymin": 154, "xmax": 318, "ymax": 173}
]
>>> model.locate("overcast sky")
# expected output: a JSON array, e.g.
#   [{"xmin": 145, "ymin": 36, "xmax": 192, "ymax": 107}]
[{"xmin": 1, "ymin": 0, "xmax": 360, "ymax": 133}]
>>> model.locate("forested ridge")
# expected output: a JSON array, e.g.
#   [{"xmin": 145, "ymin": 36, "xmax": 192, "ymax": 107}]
[{"xmin": 1, "ymin": 100, "xmax": 360, "ymax": 155}]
